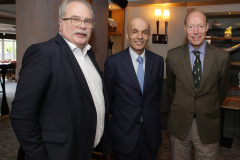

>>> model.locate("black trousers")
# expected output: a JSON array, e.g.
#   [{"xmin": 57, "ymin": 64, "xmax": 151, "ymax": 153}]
[
  {"xmin": 17, "ymin": 147, "xmax": 26, "ymax": 160},
  {"xmin": 113, "ymin": 125, "xmax": 157, "ymax": 160}
]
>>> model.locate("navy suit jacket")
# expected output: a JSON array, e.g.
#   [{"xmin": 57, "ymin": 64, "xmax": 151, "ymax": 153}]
[
  {"xmin": 104, "ymin": 48, "xmax": 164, "ymax": 153},
  {"xmin": 10, "ymin": 33, "xmax": 111, "ymax": 160}
]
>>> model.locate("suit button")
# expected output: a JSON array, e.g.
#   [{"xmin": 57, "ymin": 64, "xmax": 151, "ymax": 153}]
[{"xmin": 190, "ymin": 112, "xmax": 193, "ymax": 115}]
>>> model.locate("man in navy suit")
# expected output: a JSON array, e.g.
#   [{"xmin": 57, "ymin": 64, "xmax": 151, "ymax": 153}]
[
  {"xmin": 104, "ymin": 17, "xmax": 164, "ymax": 160},
  {"xmin": 10, "ymin": 0, "xmax": 111, "ymax": 160}
]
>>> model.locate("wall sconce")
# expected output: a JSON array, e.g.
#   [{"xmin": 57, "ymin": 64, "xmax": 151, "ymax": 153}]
[{"xmin": 152, "ymin": 9, "xmax": 170, "ymax": 44}]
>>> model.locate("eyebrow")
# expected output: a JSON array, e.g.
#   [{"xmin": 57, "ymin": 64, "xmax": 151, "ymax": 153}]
[
  {"xmin": 69, "ymin": 15, "xmax": 92, "ymax": 19},
  {"xmin": 131, "ymin": 28, "xmax": 149, "ymax": 32}
]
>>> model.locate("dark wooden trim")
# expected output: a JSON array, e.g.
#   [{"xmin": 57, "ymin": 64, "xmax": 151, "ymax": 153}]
[
  {"xmin": 91, "ymin": 0, "xmax": 108, "ymax": 71},
  {"xmin": 0, "ymin": 0, "xmax": 15, "ymax": 4},
  {"xmin": 0, "ymin": 33, "xmax": 15, "ymax": 39}
]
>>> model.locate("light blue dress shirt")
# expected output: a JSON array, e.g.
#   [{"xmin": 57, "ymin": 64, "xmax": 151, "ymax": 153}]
[
  {"xmin": 189, "ymin": 41, "xmax": 206, "ymax": 72},
  {"xmin": 129, "ymin": 47, "xmax": 146, "ymax": 74}
]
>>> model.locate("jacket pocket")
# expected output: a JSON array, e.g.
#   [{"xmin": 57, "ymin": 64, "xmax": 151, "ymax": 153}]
[
  {"xmin": 205, "ymin": 110, "xmax": 221, "ymax": 118},
  {"xmin": 170, "ymin": 104, "xmax": 179, "ymax": 112},
  {"xmin": 41, "ymin": 131, "xmax": 68, "ymax": 143}
]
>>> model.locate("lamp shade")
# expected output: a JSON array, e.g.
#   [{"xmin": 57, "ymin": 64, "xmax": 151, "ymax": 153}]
[
  {"xmin": 163, "ymin": 9, "xmax": 170, "ymax": 22},
  {"xmin": 155, "ymin": 9, "xmax": 161, "ymax": 20}
]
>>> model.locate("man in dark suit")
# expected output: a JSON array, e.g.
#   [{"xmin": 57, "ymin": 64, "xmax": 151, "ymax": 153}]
[
  {"xmin": 10, "ymin": 0, "xmax": 111, "ymax": 160},
  {"xmin": 166, "ymin": 10, "xmax": 230, "ymax": 160},
  {"xmin": 104, "ymin": 17, "xmax": 164, "ymax": 160}
]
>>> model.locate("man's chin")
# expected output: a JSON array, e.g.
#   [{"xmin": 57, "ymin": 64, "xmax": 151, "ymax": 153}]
[{"xmin": 190, "ymin": 41, "xmax": 203, "ymax": 47}]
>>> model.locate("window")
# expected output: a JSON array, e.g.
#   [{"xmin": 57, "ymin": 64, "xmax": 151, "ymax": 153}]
[{"xmin": 0, "ymin": 39, "xmax": 17, "ymax": 61}]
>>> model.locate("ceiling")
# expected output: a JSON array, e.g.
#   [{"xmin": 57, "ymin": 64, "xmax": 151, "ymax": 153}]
[
  {"xmin": 0, "ymin": 0, "xmax": 15, "ymax": 35},
  {"xmin": 109, "ymin": 0, "xmax": 240, "ymax": 9},
  {"xmin": 1, "ymin": 0, "xmax": 240, "ymax": 35}
]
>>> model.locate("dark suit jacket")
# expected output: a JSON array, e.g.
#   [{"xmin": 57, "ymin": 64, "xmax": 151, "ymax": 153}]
[
  {"xmin": 166, "ymin": 43, "xmax": 230, "ymax": 144},
  {"xmin": 104, "ymin": 48, "xmax": 164, "ymax": 153},
  {"xmin": 10, "ymin": 33, "xmax": 111, "ymax": 160}
]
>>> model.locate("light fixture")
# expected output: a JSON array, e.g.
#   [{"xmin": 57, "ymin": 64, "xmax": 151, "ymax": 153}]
[{"xmin": 152, "ymin": 9, "xmax": 170, "ymax": 44}]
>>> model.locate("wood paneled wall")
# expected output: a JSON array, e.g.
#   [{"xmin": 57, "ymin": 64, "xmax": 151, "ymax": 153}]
[
  {"xmin": 16, "ymin": 0, "xmax": 108, "ymax": 78},
  {"xmin": 16, "ymin": 0, "xmax": 61, "ymax": 78},
  {"xmin": 112, "ymin": 9, "xmax": 125, "ymax": 36},
  {"xmin": 90, "ymin": 0, "xmax": 108, "ymax": 71},
  {"xmin": 111, "ymin": 9, "xmax": 125, "ymax": 52}
]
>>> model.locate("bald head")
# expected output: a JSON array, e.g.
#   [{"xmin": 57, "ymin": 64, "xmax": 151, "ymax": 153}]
[
  {"xmin": 126, "ymin": 17, "xmax": 151, "ymax": 55},
  {"xmin": 127, "ymin": 17, "xmax": 151, "ymax": 34},
  {"xmin": 185, "ymin": 10, "xmax": 207, "ymax": 25}
]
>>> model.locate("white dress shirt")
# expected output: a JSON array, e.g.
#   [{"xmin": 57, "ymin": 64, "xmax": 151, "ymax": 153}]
[{"xmin": 62, "ymin": 36, "xmax": 105, "ymax": 148}]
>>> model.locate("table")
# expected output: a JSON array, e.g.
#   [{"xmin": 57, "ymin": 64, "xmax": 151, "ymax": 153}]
[
  {"xmin": 0, "ymin": 63, "xmax": 15, "ymax": 115},
  {"xmin": 220, "ymin": 86, "xmax": 240, "ymax": 148},
  {"xmin": 221, "ymin": 96, "xmax": 240, "ymax": 110}
]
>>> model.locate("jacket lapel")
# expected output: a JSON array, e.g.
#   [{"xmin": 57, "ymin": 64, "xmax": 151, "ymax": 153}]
[
  {"xmin": 197, "ymin": 43, "xmax": 215, "ymax": 93},
  {"xmin": 55, "ymin": 34, "xmax": 95, "ymax": 106},
  {"xmin": 143, "ymin": 50, "xmax": 154, "ymax": 94},
  {"xmin": 122, "ymin": 48, "xmax": 142, "ymax": 92},
  {"xmin": 180, "ymin": 44, "xmax": 196, "ymax": 92}
]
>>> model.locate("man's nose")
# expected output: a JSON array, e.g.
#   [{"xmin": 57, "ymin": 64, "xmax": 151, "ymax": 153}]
[
  {"xmin": 78, "ymin": 20, "xmax": 86, "ymax": 29},
  {"xmin": 137, "ymin": 32, "xmax": 143, "ymax": 39},
  {"xmin": 193, "ymin": 27, "xmax": 199, "ymax": 34}
]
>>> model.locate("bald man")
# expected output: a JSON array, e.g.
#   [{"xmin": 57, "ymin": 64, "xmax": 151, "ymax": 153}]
[
  {"xmin": 166, "ymin": 11, "xmax": 230, "ymax": 160},
  {"xmin": 104, "ymin": 17, "xmax": 164, "ymax": 160}
]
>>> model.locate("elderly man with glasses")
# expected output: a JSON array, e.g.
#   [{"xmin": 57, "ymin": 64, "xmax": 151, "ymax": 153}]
[{"xmin": 10, "ymin": 0, "xmax": 111, "ymax": 160}]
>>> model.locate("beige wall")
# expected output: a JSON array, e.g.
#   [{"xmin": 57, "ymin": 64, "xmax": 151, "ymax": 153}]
[
  {"xmin": 187, "ymin": 4, "xmax": 240, "ymax": 13},
  {"xmin": 125, "ymin": 6, "xmax": 187, "ymax": 78},
  {"xmin": 124, "ymin": 3, "xmax": 240, "ymax": 79}
]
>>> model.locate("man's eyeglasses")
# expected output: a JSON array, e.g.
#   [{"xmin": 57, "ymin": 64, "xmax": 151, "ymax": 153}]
[{"xmin": 62, "ymin": 17, "xmax": 95, "ymax": 28}]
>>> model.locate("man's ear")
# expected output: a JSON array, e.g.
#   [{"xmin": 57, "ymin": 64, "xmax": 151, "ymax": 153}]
[
  {"xmin": 184, "ymin": 25, "xmax": 187, "ymax": 33},
  {"xmin": 59, "ymin": 19, "xmax": 63, "ymax": 30},
  {"xmin": 206, "ymin": 22, "xmax": 209, "ymax": 32},
  {"xmin": 126, "ymin": 32, "xmax": 129, "ymax": 41}
]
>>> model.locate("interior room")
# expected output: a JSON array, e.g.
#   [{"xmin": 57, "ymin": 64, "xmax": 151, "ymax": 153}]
[{"xmin": 0, "ymin": 0, "xmax": 239, "ymax": 159}]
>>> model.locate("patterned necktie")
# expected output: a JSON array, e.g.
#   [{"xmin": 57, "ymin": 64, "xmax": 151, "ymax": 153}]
[
  {"xmin": 192, "ymin": 50, "xmax": 202, "ymax": 91},
  {"xmin": 137, "ymin": 56, "xmax": 144, "ymax": 93}
]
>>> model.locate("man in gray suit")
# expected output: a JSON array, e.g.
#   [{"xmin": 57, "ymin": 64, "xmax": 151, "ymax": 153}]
[{"xmin": 166, "ymin": 10, "xmax": 230, "ymax": 160}]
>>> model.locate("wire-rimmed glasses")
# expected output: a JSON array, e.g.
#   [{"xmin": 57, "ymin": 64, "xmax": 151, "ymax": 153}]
[{"xmin": 62, "ymin": 16, "xmax": 95, "ymax": 28}]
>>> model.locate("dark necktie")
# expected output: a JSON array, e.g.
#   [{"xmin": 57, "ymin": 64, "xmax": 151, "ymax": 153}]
[
  {"xmin": 192, "ymin": 50, "xmax": 202, "ymax": 91},
  {"xmin": 137, "ymin": 56, "xmax": 144, "ymax": 93}
]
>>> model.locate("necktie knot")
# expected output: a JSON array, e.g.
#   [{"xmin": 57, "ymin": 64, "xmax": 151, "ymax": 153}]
[
  {"xmin": 193, "ymin": 50, "xmax": 200, "ymax": 58},
  {"xmin": 137, "ymin": 56, "xmax": 143, "ymax": 64}
]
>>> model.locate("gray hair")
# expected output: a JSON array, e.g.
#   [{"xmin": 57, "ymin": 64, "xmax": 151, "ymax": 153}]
[{"xmin": 59, "ymin": 0, "xmax": 94, "ymax": 19}]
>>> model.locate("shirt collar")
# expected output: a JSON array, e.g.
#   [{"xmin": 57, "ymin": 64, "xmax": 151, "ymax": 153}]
[
  {"xmin": 59, "ymin": 32, "xmax": 91, "ymax": 56},
  {"xmin": 129, "ymin": 47, "xmax": 145, "ymax": 62},
  {"xmin": 188, "ymin": 41, "xmax": 206, "ymax": 55}
]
